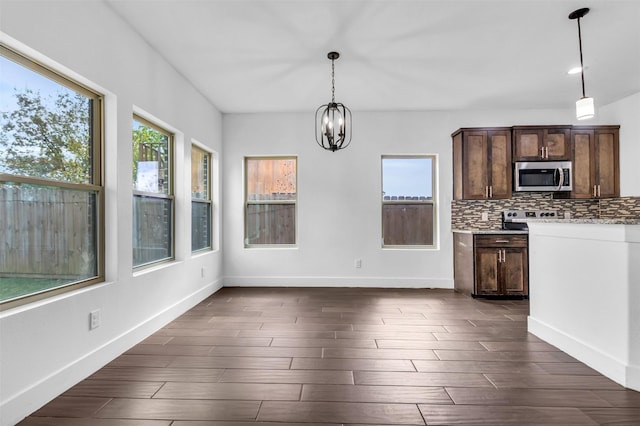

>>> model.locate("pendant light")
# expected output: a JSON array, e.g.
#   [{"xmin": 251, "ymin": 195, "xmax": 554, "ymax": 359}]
[
  {"xmin": 315, "ymin": 52, "xmax": 352, "ymax": 152},
  {"xmin": 569, "ymin": 7, "xmax": 594, "ymax": 120}
]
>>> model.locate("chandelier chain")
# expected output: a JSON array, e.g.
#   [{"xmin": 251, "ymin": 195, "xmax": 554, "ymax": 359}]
[{"xmin": 331, "ymin": 58, "xmax": 336, "ymax": 103}]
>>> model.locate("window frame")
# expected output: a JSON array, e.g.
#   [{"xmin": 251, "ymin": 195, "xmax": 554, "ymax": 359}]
[
  {"xmin": 381, "ymin": 154, "xmax": 437, "ymax": 249},
  {"xmin": 0, "ymin": 44, "xmax": 104, "ymax": 310},
  {"xmin": 132, "ymin": 114, "xmax": 175, "ymax": 269},
  {"xmin": 244, "ymin": 156, "xmax": 298, "ymax": 248},
  {"xmin": 191, "ymin": 144, "xmax": 213, "ymax": 253}
]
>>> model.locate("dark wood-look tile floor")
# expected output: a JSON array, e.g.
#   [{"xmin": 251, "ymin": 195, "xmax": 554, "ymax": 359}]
[{"xmin": 19, "ymin": 287, "xmax": 640, "ymax": 425}]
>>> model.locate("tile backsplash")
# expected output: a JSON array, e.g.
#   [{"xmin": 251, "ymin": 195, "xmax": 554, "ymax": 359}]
[{"xmin": 451, "ymin": 194, "xmax": 640, "ymax": 230}]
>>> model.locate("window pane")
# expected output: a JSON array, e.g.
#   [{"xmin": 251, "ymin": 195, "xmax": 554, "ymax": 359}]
[
  {"xmin": 0, "ymin": 182, "xmax": 98, "ymax": 302},
  {"xmin": 246, "ymin": 158, "xmax": 296, "ymax": 201},
  {"xmin": 191, "ymin": 146, "xmax": 209, "ymax": 200},
  {"xmin": 132, "ymin": 194, "xmax": 172, "ymax": 267},
  {"xmin": 192, "ymin": 201, "xmax": 211, "ymax": 251},
  {"xmin": 246, "ymin": 203, "xmax": 295, "ymax": 245},
  {"xmin": 382, "ymin": 203, "xmax": 434, "ymax": 246},
  {"xmin": 382, "ymin": 157, "xmax": 432, "ymax": 200},
  {"xmin": 0, "ymin": 54, "xmax": 94, "ymax": 184},
  {"xmin": 132, "ymin": 119, "xmax": 170, "ymax": 194},
  {"xmin": 382, "ymin": 156, "xmax": 435, "ymax": 247}
]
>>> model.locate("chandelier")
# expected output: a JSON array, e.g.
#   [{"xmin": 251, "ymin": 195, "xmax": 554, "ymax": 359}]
[{"xmin": 315, "ymin": 51, "xmax": 352, "ymax": 152}]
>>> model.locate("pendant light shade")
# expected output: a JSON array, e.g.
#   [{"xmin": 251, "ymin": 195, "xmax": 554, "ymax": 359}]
[
  {"xmin": 569, "ymin": 8, "xmax": 595, "ymax": 120},
  {"xmin": 576, "ymin": 96, "xmax": 595, "ymax": 120},
  {"xmin": 315, "ymin": 52, "xmax": 352, "ymax": 152}
]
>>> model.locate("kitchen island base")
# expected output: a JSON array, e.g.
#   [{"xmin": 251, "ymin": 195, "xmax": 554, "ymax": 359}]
[{"xmin": 527, "ymin": 221, "xmax": 640, "ymax": 391}]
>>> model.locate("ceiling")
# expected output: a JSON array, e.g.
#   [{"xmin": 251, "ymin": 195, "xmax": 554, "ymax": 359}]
[{"xmin": 104, "ymin": 0, "xmax": 640, "ymax": 114}]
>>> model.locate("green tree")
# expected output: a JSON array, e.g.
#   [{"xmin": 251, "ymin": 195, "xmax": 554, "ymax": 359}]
[
  {"xmin": 132, "ymin": 122, "xmax": 169, "ymax": 193},
  {"xmin": 0, "ymin": 88, "xmax": 92, "ymax": 184}
]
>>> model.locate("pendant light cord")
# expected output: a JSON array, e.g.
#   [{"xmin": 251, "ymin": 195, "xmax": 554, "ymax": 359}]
[{"xmin": 577, "ymin": 17, "xmax": 586, "ymax": 98}]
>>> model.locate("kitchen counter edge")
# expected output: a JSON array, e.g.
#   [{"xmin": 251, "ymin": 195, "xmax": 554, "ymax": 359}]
[{"xmin": 451, "ymin": 229, "xmax": 528, "ymax": 234}]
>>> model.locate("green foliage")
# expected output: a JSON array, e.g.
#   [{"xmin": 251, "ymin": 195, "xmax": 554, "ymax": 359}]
[
  {"xmin": 132, "ymin": 121, "xmax": 169, "ymax": 191},
  {"xmin": 0, "ymin": 88, "xmax": 92, "ymax": 184}
]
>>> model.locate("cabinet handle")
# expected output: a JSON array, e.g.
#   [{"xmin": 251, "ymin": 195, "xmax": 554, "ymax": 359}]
[
  {"xmin": 489, "ymin": 186, "xmax": 493, "ymax": 198},
  {"xmin": 497, "ymin": 249, "xmax": 502, "ymax": 263},
  {"xmin": 503, "ymin": 249, "xmax": 506, "ymax": 263},
  {"xmin": 545, "ymin": 147, "xmax": 549, "ymax": 159},
  {"xmin": 495, "ymin": 240, "xmax": 509, "ymax": 243},
  {"xmin": 597, "ymin": 185, "xmax": 601, "ymax": 197},
  {"xmin": 485, "ymin": 186, "xmax": 489, "ymax": 198},
  {"xmin": 593, "ymin": 185, "xmax": 597, "ymax": 197}
]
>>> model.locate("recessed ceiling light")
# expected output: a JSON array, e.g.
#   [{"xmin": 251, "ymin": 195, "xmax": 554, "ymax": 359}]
[{"xmin": 567, "ymin": 66, "xmax": 583, "ymax": 75}]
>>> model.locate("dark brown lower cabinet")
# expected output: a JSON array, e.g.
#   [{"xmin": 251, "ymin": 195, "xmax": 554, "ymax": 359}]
[{"xmin": 454, "ymin": 233, "xmax": 528, "ymax": 298}]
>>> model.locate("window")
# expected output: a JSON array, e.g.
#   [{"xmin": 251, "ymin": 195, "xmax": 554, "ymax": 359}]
[
  {"xmin": 0, "ymin": 45, "xmax": 103, "ymax": 308},
  {"xmin": 382, "ymin": 155, "xmax": 436, "ymax": 247},
  {"xmin": 191, "ymin": 145, "xmax": 212, "ymax": 252},
  {"xmin": 132, "ymin": 116, "xmax": 173, "ymax": 267},
  {"xmin": 245, "ymin": 157, "xmax": 296, "ymax": 246}
]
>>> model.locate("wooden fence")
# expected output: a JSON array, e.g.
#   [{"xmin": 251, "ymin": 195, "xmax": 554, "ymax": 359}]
[
  {"xmin": 0, "ymin": 184, "xmax": 97, "ymax": 278},
  {"xmin": 246, "ymin": 203, "xmax": 296, "ymax": 245},
  {"xmin": 383, "ymin": 203, "xmax": 434, "ymax": 246},
  {"xmin": 132, "ymin": 195, "xmax": 172, "ymax": 266}
]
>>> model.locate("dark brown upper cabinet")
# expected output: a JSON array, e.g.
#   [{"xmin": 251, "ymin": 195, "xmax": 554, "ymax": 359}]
[
  {"xmin": 571, "ymin": 126, "xmax": 620, "ymax": 199},
  {"xmin": 513, "ymin": 126, "xmax": 571, "ymax": 161},
  {"xmin": 452, "ymin": 128, "xmax": 512, "ymax": 200}
]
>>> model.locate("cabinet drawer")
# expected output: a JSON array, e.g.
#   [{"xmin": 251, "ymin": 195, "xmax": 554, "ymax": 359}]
[{"xmin": 474, "ymin": 234, "xmax": 528, "ymax": 248}]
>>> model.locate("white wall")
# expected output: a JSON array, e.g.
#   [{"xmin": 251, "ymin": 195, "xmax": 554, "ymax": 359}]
[
  {"xmin": 0, "ymin": 2, "xmax": 223, "ymax": 425},
  {"xmin": 222, "ymin": 99, "xmax": 639, "ymax": 287},
  {"xmin": 222, "ymin": 108, "xmax": 591, "ymax": 288},
  {"xmin": 600, "ymin": 92, "xmax": 640, "ymax": 196}
]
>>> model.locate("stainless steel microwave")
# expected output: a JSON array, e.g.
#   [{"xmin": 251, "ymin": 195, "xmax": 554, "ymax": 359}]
[{"xmin": 514, "ymin": 161, "xmax": 572, "ymax": 192}]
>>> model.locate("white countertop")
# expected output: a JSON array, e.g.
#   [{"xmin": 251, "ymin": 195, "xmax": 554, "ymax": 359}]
[
  {"xmin": 530, "ymin": 218, "xmax": 640, "ymax": 225},
  {"xmin": 451, "ymin": 229, "xmax": 528, "ymax": 234}
]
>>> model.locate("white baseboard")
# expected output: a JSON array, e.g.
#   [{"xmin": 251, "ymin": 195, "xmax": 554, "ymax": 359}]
[
  {"xmin": 222, "ymin": 275, "xmax": 454, "ymax": 289},
  {"xmin": 626, "ymin": 364, "xmax": 640, "ymax": 392},
  {"xmin": 528, "ymin": 315, "xmax": 636, "ymax": 390},
  {"xmin": 1, "ymin": 279, "xmax": 222, "ymax": 426}
]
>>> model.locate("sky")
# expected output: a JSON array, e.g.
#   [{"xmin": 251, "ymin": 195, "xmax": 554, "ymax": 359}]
[{"xmin": 382, "ymin": 157, "xmax": 433, "ymax": 198}]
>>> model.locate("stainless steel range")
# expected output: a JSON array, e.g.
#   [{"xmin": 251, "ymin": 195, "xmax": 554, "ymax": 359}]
[{"xmin": 502, "ymin": 209, "xmax": 559, "ymax": 231}]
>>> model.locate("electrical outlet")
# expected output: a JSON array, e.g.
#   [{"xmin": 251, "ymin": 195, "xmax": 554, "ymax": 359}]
[
  {"xmin": 481, "ymin": 212, "xmax": 489, "ymax": 221},
  {"xmin": 89, "ymin": 309, "xmax": 100, "ymax": 330},
  {"xmin": 564, "ymin": 211, "xmax": 571, "ymax": 219},
  {"xmin": 354, "ymin": 259, "xmax": 362, "ymax": 268}
]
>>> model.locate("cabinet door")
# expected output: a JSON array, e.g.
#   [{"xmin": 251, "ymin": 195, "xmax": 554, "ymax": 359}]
[
  {"xmin": 544, "ymin": 128, "xmax": 571, "ymax": 160},
  {"xmin": 571, "ymin": 127, "xmax": 619, "ymax": 199},
  {"xmin": 502, "ymin": 248, "xmax": 528, "ymax": 296},
  {"xmin": 594, "ymin": 128, "xmax": 619, "ymax": 198},
  {"xmin": 488, "ymin": 130, "xmax": 512, "ymax": 199},
  {"xmin": 475, "ymin": 248, "xmax": 500, "ymax": 295},
  {"xmin": 462, "ymin": 131, "xmax": 489, "ymax": 199},
  {"xmin": 571, "ymin": 129, "xmax": 596, "ymax": 198},
  {"xmin": 514, "ymin": 128, "xmax": 543, "ymax": 161}
]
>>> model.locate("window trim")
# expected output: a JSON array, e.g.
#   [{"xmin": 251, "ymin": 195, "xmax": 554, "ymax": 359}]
[
  {"xmin": 132, "ymin": 114, "xmax": 175, "ymax": 269},
  {"xmin": 191, "ymin": 144, "xmax": 213, "ymax": 253},
  {"xmin": 244, "ymin": 155, "xmax": 298, "ymax": 248},
  {"xmin": 0, "ymin": 44, "xmax": 105, "ymax": 310},
  {"xmin": 381, "ymin": 154, "xmax": 438, "ymax": 249}
]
